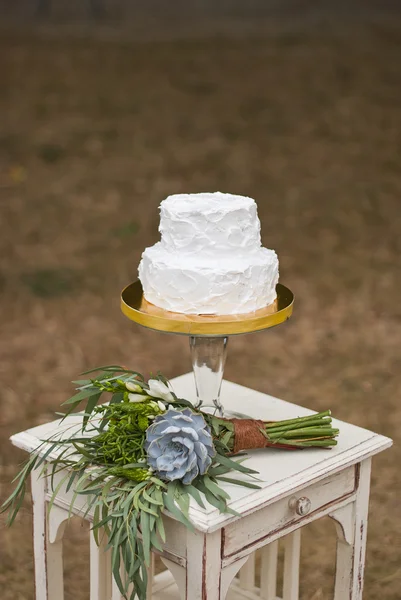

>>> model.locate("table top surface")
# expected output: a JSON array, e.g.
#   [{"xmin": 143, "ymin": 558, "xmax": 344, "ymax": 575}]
[{"xmin": 10, "ymin": 373, "xmax": 392, "ymax": 532}]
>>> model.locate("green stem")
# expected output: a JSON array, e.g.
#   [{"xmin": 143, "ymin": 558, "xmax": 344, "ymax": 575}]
[
  {"xmin": 267, "ymin": 427, "xmax": 339, "ymax": 440},
  {"xmin": 275, "ymin": 439, "xmax": 337, "ymax": 447},
  {"xmin": 263, "ymin": 417, "xmax": 331, "ymax": 435},
  {"xmin": 264, "ymin": 410, "xmax": 331, "ymax": 429}
]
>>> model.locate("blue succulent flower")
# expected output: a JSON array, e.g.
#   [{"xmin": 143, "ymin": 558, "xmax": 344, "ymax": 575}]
[{"xmin": 145, "ymin": 407, "xmax": 215, "ymax": 484}]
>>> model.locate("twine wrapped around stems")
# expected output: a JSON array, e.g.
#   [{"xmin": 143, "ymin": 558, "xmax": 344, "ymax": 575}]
[
  {"xmin": 218, "ymin": 410, "xmax": 339, "ymax": 452},
  {"xmin": 230, "ymin": 419, "xmax": 300, "ymax": 453}
]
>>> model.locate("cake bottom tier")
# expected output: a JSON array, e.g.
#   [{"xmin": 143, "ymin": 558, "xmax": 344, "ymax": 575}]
[{"xmin": 138, "ymin": 243, "xmax": 279, "ymax": 315}]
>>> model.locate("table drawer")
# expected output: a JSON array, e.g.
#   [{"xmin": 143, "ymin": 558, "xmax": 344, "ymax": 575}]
[{"xmin": 223, "ymin": 465, "xmax": 357, "ymax": 558}]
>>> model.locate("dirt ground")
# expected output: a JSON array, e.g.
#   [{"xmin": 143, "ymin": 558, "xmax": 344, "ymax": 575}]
[{"xmin": 0, "ymin": 15, "xmax": 400, "ymax": 600}]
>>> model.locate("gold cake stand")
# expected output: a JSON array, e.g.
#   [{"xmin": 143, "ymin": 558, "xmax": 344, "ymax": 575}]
[{"xmin": 121, "ymin": 281, "xmax": 294, "ymax": 416}]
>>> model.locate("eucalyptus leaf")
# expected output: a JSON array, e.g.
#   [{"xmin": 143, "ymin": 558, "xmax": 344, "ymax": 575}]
[
  {"xmin": 150, "ymin": 528, "xmax": 164, "ymax": 552},
  {"xmin": 155, "ymin": 511, "xmax": 166, "ymax": 542},
  {"xmin": 195, "ymin": 480, "xmax": 226, "ymax": 512},
  {"xmin": 140, "ymin": 509, "xmax": 151, "ymax": 565},
  {"xmin": 215, "ymin": 452, "xmax": 259, "ymax": 475},
  {"xmin": 138, "ymin": 498, "xmax": 159, "ymax": 517},
  {"xmin": 62, "ymin": 387, "xmax": 101, "ymax": 405},
  {"xmin": 143, "ymin": 488, "xmax": 163, "ymax": 506},
  {"xmin": 175, "ymin": 489, "xmax": 190, "ymax": 517},
  {"xmin": 163, "ymin": 491, "xmax": 195, "ymax": 532},
  {"xmin": 216, "ymin": 476, "xmax": 261, "ymax": 489},
  {"xmin": 203, "ymin": 476, "xmax": 231, "ymax": 500},
  {"xmin": 83, "ymin": 393, "xmax": 102, "ymax": 430},
  {"xmin": 185, "ymin": 484, "xmax": 206, "ymax": 509}
]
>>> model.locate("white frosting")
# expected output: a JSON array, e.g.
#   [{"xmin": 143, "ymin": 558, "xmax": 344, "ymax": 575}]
[
  {"xmin": 159, "ymin": 192, "xmax": 261, "ymax": 256},
  {"xmin": 138, "ymin": 192, "xmax": 279, "ymax": 315}
]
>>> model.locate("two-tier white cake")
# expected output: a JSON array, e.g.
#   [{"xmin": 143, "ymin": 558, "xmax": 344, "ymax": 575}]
[{"xmin": 138, "ymin": 192, "xmax": 279, "ymax": 315}]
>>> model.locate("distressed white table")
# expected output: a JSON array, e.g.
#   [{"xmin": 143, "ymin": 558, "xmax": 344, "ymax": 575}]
[{"xmin": 11, "ymin": 373, "xmax": 392, "ymax": 600}]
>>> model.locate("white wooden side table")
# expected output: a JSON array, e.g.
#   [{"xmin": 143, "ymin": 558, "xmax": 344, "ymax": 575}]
[{"xmin": 10, "ymin": 374, "xmax": 392, "ymax": 600}]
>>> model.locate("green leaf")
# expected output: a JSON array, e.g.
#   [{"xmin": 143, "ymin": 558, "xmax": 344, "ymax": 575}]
[
  {"xmin": 175, "ymin": 489, "xmax": 190, "ymax": 518},
  {"xmin": 143, "ymin": 488, "xmax": 163, "ymax": 506},
  {"xmin": 110, "ymin": 391, "xmax": 125, "ymax": 405},
  {"xmin": 155, "ymin": 512, "xmax": 166, "ymax": 542},
  {"xmin": 118, "ymin": 462, "xmax": 149, "ymax": 470},
  {"xmin": 207, "ymin": 465, "xmax": 231, "ymax": 477},
  {"xmin": 35, "ymin": 441, "xmax": 65, "ymax": 469},
  {"xmin": 203, "ymin": 476, "xmax": 230, "ymax": 500},
  {"xmin": 153, "ymin": 488, "xmax": 164, "ymax": 505},
  {"xmin": 49, "ymin": 446, "xmax": 70, "ymax": 490},
  {"xmin": 215, "ymin": 452, "xmax": 258, "ymax": 475},
  {"xmin": 7, "ymin": 482, "xmax": 26, "ymax": 526},
  {"xmin": 150, "ymin": 477, "xmax": 168, "ymax": 489},
  {"xmin": 163, "ymin": 491, "xmax": 195, "ymax": 532},
  {"xmin": 195, "ymin": 480, "xmax": 226, "ymax": 512},
  {"xmin": 60, "ymin": 401, "xmax": 83, "ymax": 420},
  {"xmin": 48, "ymin": 472, "xmax": 70, "ymax": 514},
  {"xmin": 211, "ymin": 419, "xmax": 220, "ymax": 437},
  {"xmin": 93, "ymin": 512, "xmax": 114, "ymax": 531},
  {"xmin": 216, "ymin": 476, "xmax": 261, "ymax": 489},
  {"xmin": 101, "ymin": 476, "xmax": 119, "ymax": 500},
  {"xmin": 80, "ymin": 365, "xmax": 128, "ymax": 375},
  {"xmin": 138, "ymin": 498, "xmax": 159, "ymax": 517},
  {"xmin": 133, "ymin": 482, "xmax": 149, "ymax": 510},
  {"xmin": 62, "ymin": 387, "xmax": 101, "ymax": 405},
  {"xmin": 221, "ymin": 430, "xmax": 233, "ymax": 448},
  {"xmin": 150, "ymin": 528, "xmax": 164, "ymax": 552},
  {"xmin": 81, "ymin": 365, "xmax": 144, "ymax": 377},
  {"xmin": 2, "ymin": 456, "xmax": 38, "ymax": 512},
  {"xmin": 83, "ymin": 393, "xmax": 101, "ymax": 430},
  {"xmin": 140, "ymin": 509, "xmax": 151, "ymax": 565},
  {"xmin": 111, "ymin": 537, "xmax": 125, "ymax": 597},
  {"xmin": 224, "ymin": 505, "xmax": 241, "ymax": 517},
  {"xmin": 82, "ymin": 493, "xmax": 100, "ymax": 520},
  {"xmin": 92, "ymin": 503, "xmax": 101, "ymax": 545},
  {"xmin": 71, "ymin": 442, "xmax": 95, "ymax": 460},
  {"xmin": 120, "ymin": 487, "xmax": 140, "ymax": 510},
  {"xmin": 184, "ymin": 484, "xmax": 206, "ymax": 509}
]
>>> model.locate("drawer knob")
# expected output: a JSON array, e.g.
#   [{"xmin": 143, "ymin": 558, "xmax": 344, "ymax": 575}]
[{"xmin": 289, "ymin": 496, "xmax": 311, "ymax": 516}]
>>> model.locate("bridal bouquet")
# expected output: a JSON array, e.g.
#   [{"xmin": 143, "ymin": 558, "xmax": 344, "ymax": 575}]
[{"xmin": 2, "ymin": 366, "xmax": 339, "ymax": 600}]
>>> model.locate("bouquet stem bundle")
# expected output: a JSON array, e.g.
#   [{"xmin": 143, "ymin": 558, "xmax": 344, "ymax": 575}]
[
  {"xmin": 262, "ymin": 411, "xmax": 338, "ymax": 447},
  {"xmin": 211, "ymin": 411, "xmax": 338, "ymax": 455}
]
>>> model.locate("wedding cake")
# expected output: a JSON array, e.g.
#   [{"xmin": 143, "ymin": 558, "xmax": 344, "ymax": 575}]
[{"xmin": 138, "ymin": 192, "xmax": 279, "ymax": 315}]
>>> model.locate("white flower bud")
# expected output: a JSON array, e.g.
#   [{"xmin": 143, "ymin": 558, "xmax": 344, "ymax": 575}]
[
  {"xmin": 126, "ymin": 381, "xmax": 142, "ymax": 393},
  {"xmin": 128, "ymin": 393, "xmax": 146, "ymax": 403},
  {"xmin": 147, "ymin": 379, "xmax": 174, "ymax": 402},
  {"xmin": 157, "ymin": 400, "xmax": 166, "ymax": 411}
]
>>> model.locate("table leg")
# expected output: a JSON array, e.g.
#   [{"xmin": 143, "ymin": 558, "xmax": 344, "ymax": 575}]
[
  {"xmin": 186, "ymin": 529, "xmax": 223, "ymax": 599},
  {"xmin": 90, "ymin": 530, "xmax": 112, "ymax": 600},
  {"xmin": 31, "ymin": 471, "xmax": 65, "ymax": 600},
  {"xmin": 332, "ymin": 459, "xmax": 372, "ymax": 600},
  {"xmin": 239, "ymin": 551, "xmax": 256, "ymax": 590},
  {"xmin": 260, "ymin": 540, "xmax": 279, "ymax": 600},
  {"xmin": 283, "ymin": 529, "xmax": 301, "ymax": 600}
]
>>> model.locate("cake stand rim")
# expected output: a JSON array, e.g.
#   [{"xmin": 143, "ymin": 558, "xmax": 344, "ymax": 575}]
[{"xmin": 120, "ymin": 281, "xmax": 294, "ymax": 337}]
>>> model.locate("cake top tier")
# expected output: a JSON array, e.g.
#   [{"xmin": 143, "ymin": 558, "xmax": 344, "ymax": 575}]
[
  {"xmin": 161, "ymin": 192, "xmax": 255, "ymax": 212},
  {"xmin": 159, "ymin": 192, "xmax": 262, "ymax": 256}
]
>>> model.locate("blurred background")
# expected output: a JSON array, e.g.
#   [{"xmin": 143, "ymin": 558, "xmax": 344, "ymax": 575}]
[{"xmin": 0, "ymin": 1, "xmax": 400, "ymax": 599}]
